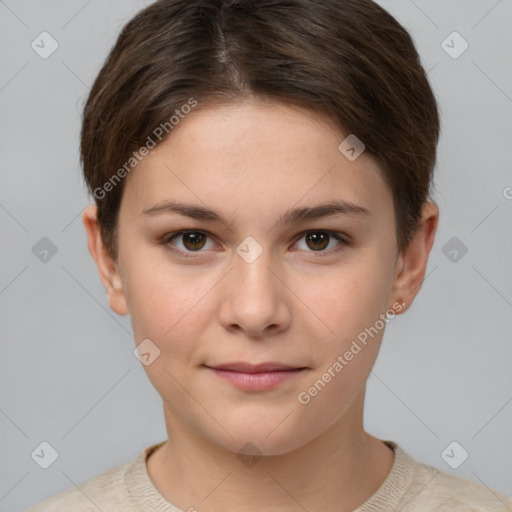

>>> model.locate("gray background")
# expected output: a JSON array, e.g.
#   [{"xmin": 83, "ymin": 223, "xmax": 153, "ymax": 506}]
[{"xmin": 0, "ymin": 0, "xmax": 511, "ymax": 510}]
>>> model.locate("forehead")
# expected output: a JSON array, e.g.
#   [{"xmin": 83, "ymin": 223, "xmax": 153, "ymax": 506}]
[{"xmin": 120, "ymin": 99, "xmax": 392, "ymax": 222}]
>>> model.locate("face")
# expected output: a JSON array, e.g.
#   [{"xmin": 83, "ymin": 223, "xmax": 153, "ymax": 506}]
[{"xmin": 87, "ymin": 99, "xmax": 418, "ymax": 456}]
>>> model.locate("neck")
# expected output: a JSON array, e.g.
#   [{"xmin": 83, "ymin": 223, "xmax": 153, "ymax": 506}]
[{"xmin": 147, "ymin": 394, "xmax": 394, "ymax": 512}]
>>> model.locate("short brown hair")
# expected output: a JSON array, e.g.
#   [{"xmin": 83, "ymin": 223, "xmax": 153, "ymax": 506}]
[{"xmin": 81, "ymin": 0, "xmax": 440, "ymax": 260}]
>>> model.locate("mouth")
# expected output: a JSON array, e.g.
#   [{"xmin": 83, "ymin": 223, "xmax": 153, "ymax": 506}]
[{"xmin": 203, "ymin": 362, "xmax": 308, "ymax": 391}]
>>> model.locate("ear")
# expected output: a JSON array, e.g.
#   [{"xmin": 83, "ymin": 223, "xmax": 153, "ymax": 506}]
[
  {"xmin": 82, "ymin": 204, "xmax": 129, "ymax": 316},
  {"xmin": 390, "ymin": 200, "xmax": 439, "ymax": 313}
]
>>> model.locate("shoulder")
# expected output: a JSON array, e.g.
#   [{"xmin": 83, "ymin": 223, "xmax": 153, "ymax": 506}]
[
  {"xmin": 25, "ymin": 458, "xmax": 134, "ymax": 512},
  {"xmin": 404, "ymin": 456, "xmax": 512, "ymax": 511}
]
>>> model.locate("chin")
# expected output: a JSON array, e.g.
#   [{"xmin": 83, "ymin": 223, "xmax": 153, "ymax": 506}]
[
  {"xmin": 204, "ymin": 417, "xmax": 314, "ymax": 458},
  {"xmin": 224, "ymin": 434, "xmax": 301, "ymax": 458}
]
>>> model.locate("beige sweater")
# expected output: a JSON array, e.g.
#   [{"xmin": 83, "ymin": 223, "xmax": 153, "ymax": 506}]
[{"xmin": 26, "ymin": 440, "xmax": 512, "ymax": 511}]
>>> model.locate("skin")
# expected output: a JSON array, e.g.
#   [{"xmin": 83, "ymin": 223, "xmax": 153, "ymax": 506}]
[{"xmin": 83, "ymin": 98, "xmax": 439, "ymax": 512}]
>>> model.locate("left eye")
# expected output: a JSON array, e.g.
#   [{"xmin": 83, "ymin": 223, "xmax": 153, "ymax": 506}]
[{"xmin": 294, "ymin": 231, "xmax": 346, "ymax": 253}]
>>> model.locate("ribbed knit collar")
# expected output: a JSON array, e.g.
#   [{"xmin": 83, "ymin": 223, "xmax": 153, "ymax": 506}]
[
  {"xmin": 356, "ymin": 441, "xmax": 415, "ymax": 511},
  {"xmin": 124, "ymin": 439, "xmax": 415, "ymax": 511}
]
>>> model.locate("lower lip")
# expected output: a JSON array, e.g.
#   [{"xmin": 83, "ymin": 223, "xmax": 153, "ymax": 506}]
[{"xmin": 206, "ymin": 367, "xmax": 306, "ymax": 391}]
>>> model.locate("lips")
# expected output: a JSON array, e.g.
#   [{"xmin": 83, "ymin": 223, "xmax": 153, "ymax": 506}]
[
  {"xmin": 204, "ymin": 362, "xmax": 307, "ymax": 391},
  {"xmin": 205, "ymin": 362, "xmax": 305, "ymax": 373}
]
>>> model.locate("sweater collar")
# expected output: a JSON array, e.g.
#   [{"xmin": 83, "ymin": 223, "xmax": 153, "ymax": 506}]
[{"xmin": 124, "ymin": 439, "xmax": 415, "ymax": 511}]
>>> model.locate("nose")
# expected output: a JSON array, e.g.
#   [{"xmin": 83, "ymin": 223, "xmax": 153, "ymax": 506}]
[{"xmin": 218, "ymin": 247, "xmax": 292, "ymax": 338}]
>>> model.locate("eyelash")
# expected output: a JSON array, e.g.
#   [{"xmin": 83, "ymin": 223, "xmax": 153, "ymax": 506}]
[{"xmin": 160, "ymin": 230, "xmax": 350, "ymax": 259}]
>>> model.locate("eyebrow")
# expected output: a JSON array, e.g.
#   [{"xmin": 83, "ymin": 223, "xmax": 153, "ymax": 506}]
[{"xmin": 141, "ymin": 199, "xmax": 371, "ymax": 229}]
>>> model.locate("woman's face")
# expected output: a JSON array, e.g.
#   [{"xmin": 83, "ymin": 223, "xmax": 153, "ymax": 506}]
[{"xmin": 107, "ymin": 99, "xmax": 405, "ymax": 455}]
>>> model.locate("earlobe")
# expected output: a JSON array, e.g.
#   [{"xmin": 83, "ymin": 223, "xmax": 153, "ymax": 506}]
[
  {"xmin": 390, "ymin": 201, "xmax": 439, "ymax": 312},
  {"xmin": 82, "ymin": 204, "xmax": 129, "ymax": 316}
]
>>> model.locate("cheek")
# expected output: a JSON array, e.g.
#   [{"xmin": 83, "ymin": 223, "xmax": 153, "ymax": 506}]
[
  {"xmin": 294, "ymin": 258, "xmax": 392, "ymax": 344},
  {"xmin": 125, "ymin": 262, "xmax": 213, "ymax": 398},
  {"xmin": 122, "ymin": 242, "xmax": 209, "ymax": 332},
  {"xmin": 293, "ymin": 267, "xmax": 388, "ymax": 421}
]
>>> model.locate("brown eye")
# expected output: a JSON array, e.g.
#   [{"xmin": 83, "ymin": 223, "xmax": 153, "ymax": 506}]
[
  {"xmin": 181, "ymin": 232, "xmax": 207, "ymax": 251},
  {"xmin": 294, "ymin": 230, "xmax": 348, "ymax": 255},
  {"xmin": 164, "ymin": 231, "xmax": 214, "ymax": 253},
  {"xmin": 305, "ymin": 231, "xmax": 330, "ymax": 251}
]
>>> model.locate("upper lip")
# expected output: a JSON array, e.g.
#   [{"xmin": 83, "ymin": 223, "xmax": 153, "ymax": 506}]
[{"xmin": 206, "ymin": 362, "xmax": 305, "ymax": 373}]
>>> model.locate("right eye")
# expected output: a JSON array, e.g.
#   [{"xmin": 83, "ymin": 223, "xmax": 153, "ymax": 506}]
[{"xmin": 162, "ymin": 230, "xmax": 217, "ymax": 254}]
